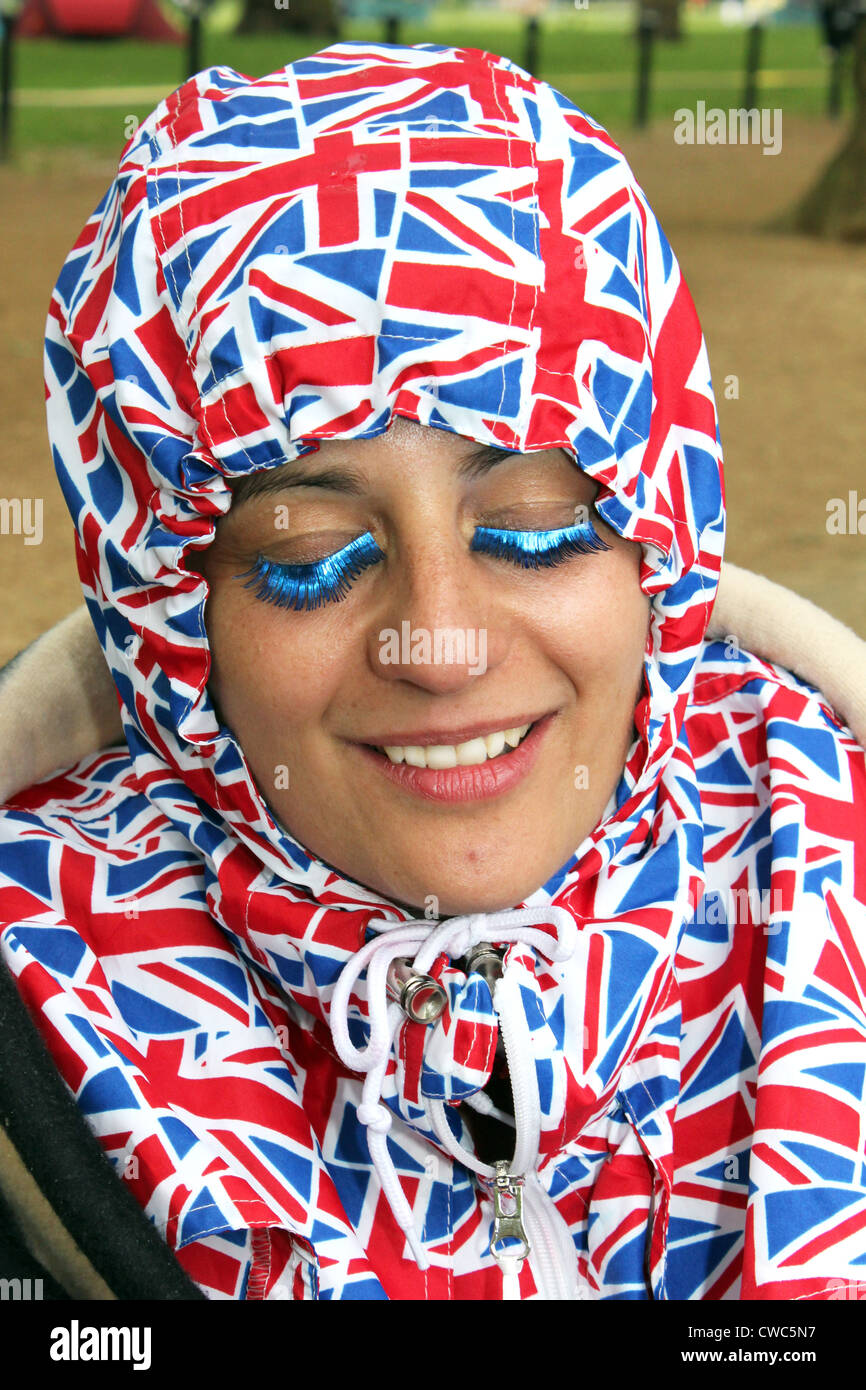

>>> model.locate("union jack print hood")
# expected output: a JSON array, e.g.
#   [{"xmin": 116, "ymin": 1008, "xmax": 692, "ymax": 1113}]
[{"xmin": 3, "ymin": 43, "xmax": 865, "ymax": 1301}]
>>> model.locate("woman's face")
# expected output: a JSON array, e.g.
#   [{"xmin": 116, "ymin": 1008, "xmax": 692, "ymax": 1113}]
[{"xmin": 198, "ymin": 418, "xmax": 649, "ymax": 915}]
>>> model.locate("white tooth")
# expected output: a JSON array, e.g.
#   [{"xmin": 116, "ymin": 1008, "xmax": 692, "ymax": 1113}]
[
  {"xmin": 403, "ymin": 746, "xmax": 427, "ymax": 767},
  {"xmin": 503, "ymin": 726, "xmax": 523, "ymax": 748},
  {"xmin": 426, "ymin": 745, "xmax": 458, "ymax": 769},
  {"xmin": 456, "ymin": 738, "xmax": 488, "ymax": 766},
  {"xmin": 383, "ymin": 746, "xmax": 405, "ymax": 764},
  {"xmin": 484, "ymin": 730, "xmax": 507, "ymax": 759}
]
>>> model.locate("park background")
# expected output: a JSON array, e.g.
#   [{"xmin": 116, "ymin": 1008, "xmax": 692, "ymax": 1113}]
[{"xmin": 0, "ymin": 0, "xmax": 863, "ymax": 667}]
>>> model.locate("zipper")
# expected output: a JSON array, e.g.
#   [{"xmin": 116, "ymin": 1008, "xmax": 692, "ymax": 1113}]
[
  {"xmin": 485, "ymin": 1161, "xmax": 582, "ymax": 1299},
  {"xmin": 489, "ymin": 1160, "xmax": 530, "ymax": 1260},
  {"xmin": 488, "ymin": 965, "xmax": 578, "ymax": 1299},
  {"xmin": 481, "ymin": 1159, "xmax": 529, "ymax": 1299},
  {"xmin": 523, "ymin": 1174, "xmax": 578, "ymax": 1299},
  {"xmin": 492, "ymin": 965, "xmax": 539, "ymax": 1175},
  {"xmin": 428, "ymin": 949, "xmax": 581, "ymax": 1299}
]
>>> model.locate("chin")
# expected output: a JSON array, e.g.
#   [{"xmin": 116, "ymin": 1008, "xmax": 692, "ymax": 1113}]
[
  {"xmin": 370, "ymin": 863, "xmax": 553, "ymax": 919},
  {"xmin": 348, "ymin": 820, "xmax": 578, "ymax": 917}
]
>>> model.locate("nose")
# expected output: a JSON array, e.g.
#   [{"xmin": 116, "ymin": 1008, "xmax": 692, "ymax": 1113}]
[{"xmin": 368, "ymin": 532, "xmax": 507, "ymax": 692}]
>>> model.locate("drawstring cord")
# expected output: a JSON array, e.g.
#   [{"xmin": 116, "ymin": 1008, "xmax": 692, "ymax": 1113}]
[{"xmin": 329, "ymin": 906, "xmax": 578, "ymax": 1273}]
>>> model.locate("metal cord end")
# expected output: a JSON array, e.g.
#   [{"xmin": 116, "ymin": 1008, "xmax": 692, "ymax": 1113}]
[
  {"xmin": 386, "ymin": 958, "xmax": 448, "ymax": 1025},
  {"xmin": 463, "ymin": 941, "xmax": 504, "ymax": 990}
]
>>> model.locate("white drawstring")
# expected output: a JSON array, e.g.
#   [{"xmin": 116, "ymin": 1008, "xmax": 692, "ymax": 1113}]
[
  {"xmin": 499, "ymin": 1256, "xmax": 524, "ymax": 1300},
  {"xmin": 463, "ymin": 1089, "xmax": 515, "ymax": 1127},
  {"xmin": 329, "ymin": 906, "xmax": 578, "ymax": 1274}
]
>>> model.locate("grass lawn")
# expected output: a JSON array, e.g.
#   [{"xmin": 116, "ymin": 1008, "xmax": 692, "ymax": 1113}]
[{"xmin": 3, "ymin": 1, "xmax": 848, "ymax": 157}]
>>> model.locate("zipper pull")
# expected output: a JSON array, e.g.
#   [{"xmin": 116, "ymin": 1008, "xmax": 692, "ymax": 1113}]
[{"xmin": 489, "ymin": 1160, "xmax": 530, "ymax": 1264}]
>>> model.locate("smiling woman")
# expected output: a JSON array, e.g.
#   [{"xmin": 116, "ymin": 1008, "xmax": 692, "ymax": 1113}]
[
  {"xmin": 198, "ymin": 424, "xmax": 648, "ymax": 914},
  {"xmin": 0, "ymin": 41, "xmax": 865, "ymax": 1305}
]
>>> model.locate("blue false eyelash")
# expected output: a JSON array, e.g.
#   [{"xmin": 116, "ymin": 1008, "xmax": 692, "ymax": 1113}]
[
  {"xmin": 470, "ymin": 520, "xmax": 610, "ymax": 569},
  {"xmin": 240, "ymin": 518, "xmax": 609, "ymax": 612},
  {"xmin": 238, "ymin": 532, "xmax": 385, "ymax": 611}
]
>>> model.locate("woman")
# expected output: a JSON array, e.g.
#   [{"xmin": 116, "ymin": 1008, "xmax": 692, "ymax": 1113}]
[{"xmin": 1, "ymin": 41, "xmax": 865, "ymax": 1301}]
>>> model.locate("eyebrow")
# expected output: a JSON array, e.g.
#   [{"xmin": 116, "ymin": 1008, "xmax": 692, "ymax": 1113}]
[{"xmin": 230, "ymin": 443, "xmax": 519, "ymax": 506}]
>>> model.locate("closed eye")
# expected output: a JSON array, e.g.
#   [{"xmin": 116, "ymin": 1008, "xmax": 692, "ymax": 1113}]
[
  {"xmin": 236, "ymin": 518, "xmax": 609, "ymax": 612},
  {"xmin": 470, "ymin": 520, "xmax": 610, "ymax": 568},
  {"xmin": 237, "ymin": 532, "xmax": 385, "ymax": 611}
]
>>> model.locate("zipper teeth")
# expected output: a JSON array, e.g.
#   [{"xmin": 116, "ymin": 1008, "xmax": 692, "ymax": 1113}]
[
  {"xmin": 493, "ymin": 967, "xmax": 540, "ymax": 1174},
  {"xmin": 493, "ymin": 965, "xmax": 566, "ymax": 1298},
  {"xmin": 428, "ymin": 958, "xmax": 569, "ymax": 1298},
  {"xmin": 524, "ymin": 1178, "xmax": 568, "ymax": 1300}
]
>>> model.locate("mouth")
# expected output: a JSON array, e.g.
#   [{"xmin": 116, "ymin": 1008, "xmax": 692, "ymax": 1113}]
[
  {"xmin": 353, "ymin": 713, "xmax": 557, "ymax": 804},
  {"xmin": 372, "ymin": 720, "xmax": 535, "ymax": 769}
]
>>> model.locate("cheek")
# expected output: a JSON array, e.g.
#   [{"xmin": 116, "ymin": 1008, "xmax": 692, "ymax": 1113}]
[
  {"xmin": 533, "ymin": 550, "xmax": 649, "ymax": 695},
  {"xmin": 204, "ymin": 583, "xmax": 352, "ymax": 739}
]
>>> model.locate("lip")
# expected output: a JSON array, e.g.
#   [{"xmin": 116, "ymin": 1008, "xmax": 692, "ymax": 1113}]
[
  {"xmin": 354, "ymin": 713, "xmax": 552, "ymax": 749},
  {"xmin": 354, "ymin": 711, "xmax": 557, "ymax": 804}
]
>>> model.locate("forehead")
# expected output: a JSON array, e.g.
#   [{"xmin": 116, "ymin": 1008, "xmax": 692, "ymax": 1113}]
[{"xmin": 229, "ymin": 419, "xmax": 585, "ymax": 507}]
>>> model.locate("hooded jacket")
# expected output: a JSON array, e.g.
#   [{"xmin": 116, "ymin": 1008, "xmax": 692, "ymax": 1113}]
[{"xmin": 1, "ymin": 42, "xmax": 865, "ymax": 1301}]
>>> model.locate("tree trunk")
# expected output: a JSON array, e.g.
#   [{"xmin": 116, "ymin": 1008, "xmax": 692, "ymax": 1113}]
[
  {"xmin": 787, "ymin": 17, "xmax": 866, "ymax": 239},
  {"xmin": 637, "ymin": 0, "xmax": 682, "ymax": 42},
  {"xmin": 237, "ymin": 0, "xmax": 340, "ymax": 36}
]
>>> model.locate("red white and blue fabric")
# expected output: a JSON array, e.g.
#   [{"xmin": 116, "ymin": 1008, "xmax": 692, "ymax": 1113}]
[{"xmin": 1, "ymin": 42, "xmax": 865, "ymax": 1300}]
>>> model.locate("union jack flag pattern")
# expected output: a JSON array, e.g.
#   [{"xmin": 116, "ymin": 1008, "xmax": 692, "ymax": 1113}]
[{"xmin": 1, "ymin": 42, "xmax": 865, "ymax": 1300}]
